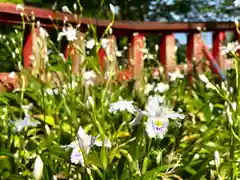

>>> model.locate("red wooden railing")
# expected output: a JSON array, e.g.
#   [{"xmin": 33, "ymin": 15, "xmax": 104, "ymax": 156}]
[{"xmin": 0, "ymin": 2, "xmax": 237, "ymax": 91}]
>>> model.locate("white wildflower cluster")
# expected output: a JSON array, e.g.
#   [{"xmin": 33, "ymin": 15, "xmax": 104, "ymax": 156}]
[
  {"xmin": 109, "ymin": 100, "xmax": 135, "ymax": 114},
  {"xmin": 154, "ymin": 82, "xmax": 169, "ymax": 93},
  {"xmin": 62, "ymin": 126, "xmax": 111, "ymax": 165},
  {"xmin": 57, "ymin": 27, "xmax": 77, "ymax": 41},
  {"xmin": 198, "ymin": 74, "xmax": 217, "ymax": 90},
  {"xmin": 109, "ymin": 95, "xmax": 184, "ymax": 139},
  {"xmin": 145, "ymin": 71, "xmax": 184, "ymax": 95},
  {"xmin": 144, "ymin": 82, "xmax": 169, "ymax": 95},
  {"xmin": 62, "ymin": 5, "xmax": 72, "ymax": 14},
  {"xmin": 168, "ymin": 71, "xmax": 184, "ymax": 81},
  {"xmin": 220, "ymin": 41, "xmax": 240, "ymax": 55}
]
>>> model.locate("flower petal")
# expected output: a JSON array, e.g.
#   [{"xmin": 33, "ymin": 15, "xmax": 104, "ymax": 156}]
[{"xmin": 70, "ymin": 148, "xmax": 84, "ymax": 165}]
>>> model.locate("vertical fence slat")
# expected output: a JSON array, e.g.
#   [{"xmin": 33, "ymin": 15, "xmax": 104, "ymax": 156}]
[
  {"xmin": 23, "ymin": 28, "xmax": 38, "ymax": 69},
  {"xmin": 73, "ymin": 32, "xmax": 85, "ymax": 74},
  {"xmin": 98, "ymin": 47, "xmax": 106, "ymax": 73},
  {"xmin": 129, "ymin": 33, "xmax": 145, "ymax": 80},
  {"xmin": 64, "ymin": 32, "xmax": 85, "ymax": 74},
  {"xmin": 212, "ymin": 31, "xmax": 228, "ymax": 72},
  {"xmin": 23, "ymin": 27, "xmax": 48, "ymax": 77},
  {"xmin": 160, "ymin": 33, "xmax": 176, "ymax": 79},
  {"xmin": 98, "ymin": 35, "xmax": 118, "ymax": 78},
  {"xmin": 104, "ymin": 35, "xmax": 118, "ymax": 77},
  {"xmin": 187, "ymin": 33, "xmax": 203, "ymax": 81},
  {"xmin": 128, "ymin": 33, "xmax": 145, "ymax": 80}
]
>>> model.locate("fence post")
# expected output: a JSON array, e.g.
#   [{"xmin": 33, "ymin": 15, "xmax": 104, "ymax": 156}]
[
  {"xmin": 128, "ymin": 32, "xmax": 145, "ymax": 80},
  {"xmin": 64, "ymin": 32, "xmax": 85, "ymax": 75},
  {"xmin": 159, "ymin": 33, "xmax": 176, "ymax": 80},
  {"xmin": 23, "ymin": 27, "xmax": 38, "ymax": 70},
  {"xmin": 23, "ymin": 27, "xmax": 48, "ymax": 77},
  {"xmin": 212, "ymin": 31, "xmax": 227, "ymax": 73},
  {"xmin": 187, "ymin": 33, "xmax": 203, "ymax": 82},
  {"xmin": 98, "ymin": 35, "xmax": 118, "ymax": 80}
]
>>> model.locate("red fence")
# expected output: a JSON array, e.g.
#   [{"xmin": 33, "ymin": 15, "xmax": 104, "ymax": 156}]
[{"xmin": 0, "ymin": 2, "xmax": 237, "ymax": 90}]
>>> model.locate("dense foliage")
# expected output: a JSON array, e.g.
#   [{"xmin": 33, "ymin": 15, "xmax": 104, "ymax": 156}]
[{"xmin": 1, "ymin": 1, "xmax": 240, "ymax": 180}]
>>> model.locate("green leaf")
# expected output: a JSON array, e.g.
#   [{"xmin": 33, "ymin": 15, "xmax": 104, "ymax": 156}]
[
  {"xmin": 35, "ymin": 115, "xmax": 56, "ymax": 126},
  {"xmin": 100, "ymin": 147, "xmax": 108, "ymax": 170},
  {"xmin": 142, "ymin": 157, "xmax": 149, "ymax": 175},
  {"xmin": 140, "ymin": 164, "xmax": 179, "ymax": 180}
]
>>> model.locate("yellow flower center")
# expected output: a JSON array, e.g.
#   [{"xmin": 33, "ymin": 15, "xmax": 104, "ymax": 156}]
[{"xmin": 155, "ymin": 120, "xmax": 163, "ymax": 128}]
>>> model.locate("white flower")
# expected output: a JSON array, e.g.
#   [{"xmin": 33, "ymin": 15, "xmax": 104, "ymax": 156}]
[
  {"xmin": 86, "ymin": 39, "xmax": 95, "ymax": 49},
  {"xmin": 130, "ymin": 95, "xmax": 184, "ymax": 127},
  {"xmin": 86, "ymin": 96, "xmax": 94, "ymax": 108},
  {"xmin": 73, "ymin": 3, "xmax": 77, "ymax": 11},
  {"xmin": 209, "ymin": 103, "xmax": 213, "ymax": 112},
  {"xmin": 83, "ymin": 70, "xmax": 97, "ymax": 86},
  {"xmin": 67, "ymin": 126, "xmax": 96, "ymax": 165},
  {"xmin": 22, "ymin": 103, "xmax": 33, "ymax": 113},
  {"xmin": 198, "ymin": 74, "xmax": 209, "ymax": 84},
  {"xmin": 8, "ymin": 72, "xmax": 16, "ymax": 79},
  {"xmin": 234, "ymin": 0, "xmax": 240, "ymax": 7},
  {"xmin": 129, "ymin": 111, "xmax": 144, "ymax": 126},
  {"xmin": 168, "ymin": 71, "xmax": 184, "ymax": 81},
  {"xmin": 146, "ymin": 117, "xmax": 169, "ymax": 139},
  {"xmin": 94, "ymin": 138, "xmax": 112, "ymax": 148},
  {"xmin": 12, "ymin": 52, "xmax": 16, "ymax": 59},
  {"xmin": 63, "ymin": 126, "xmax": 111, "ymax": 165},
  {"xmin": 45, "ymin": 88, "xmax": 54, "ymax": 95},
  {"xmin": 220, "ymin": 41, "xmax": 240, "ymax": 55},
  {"xmin": 39, "ymin": 27, "xmax": 49, "ymax": 39},
  {"xmin": 101, "ymin": 38, "xmax": 109, "ymax": 49},
  {"xmin": 62, "ymin": 6, "xmax": 72, "ymax": 14},
  {"xmin": 33, "ymin": 156, "xmax": 43, "ymax": 180},
  {"xmin": 214, "ymin": 151, "xmax": 220, "ymax": 168},
  {"xmin": 16, "ymin": 4, "xmax": 24, "ymax": 11},
  {"xmin": 109, "ymin": 4, "xmax": 115, "ymax": 15},
  {"xmin": 116, "ymin": 50, "xmax": 122, "ymax": 57},
  {"xmin": 198, "ymin": 74, "xmax": 217, "ymax": 90},
  {"xmin": 154, "ymin": 83, "xmax": 169, "ymax": 93},
  {"xmin": 11, "ymin": 114, "xmax": 40, "ymax": 132},
  {"xmin": 109, "ymin": 100, "xmax": 136, "ymax": 114},
  {"xmin": 70, "ymin": 147, "xmax": 85, "ymax": 165},
  {"xmin": 145, "ymin": 95, "xmax": 164, "ymax": 116},
  {"xmin": 57, "ymin": 27, "xmax": 77, "ymax": 41},
  {"xmin": 144, "ymin": 83, "xmax": 155, "ymax": 95},
  {"xmin": 232, "ymin": 102, "xmax": 237, "ymax": 111}
]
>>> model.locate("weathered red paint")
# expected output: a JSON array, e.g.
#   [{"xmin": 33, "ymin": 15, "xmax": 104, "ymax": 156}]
[
  {"xmin": 212, "ymin": 31, "xmax": 226, "ymax": 71},
  {"xmin": 0, "ymin": 3, "xmax": 237, "ymax": 35},
  {"xmin": 128, "ymin": 33, "xmax": 145, "ymax": 79},
  {"xmin": 0, "ymin": 2, "xmax": 235, "ymax": 88},
  {"xmin": 0, "ymin": 73, "xmax": 20, "ymax": 91},
  {"xmin": 186, "ymin": 33, "xmax": 204, "ymax": 82},
  {"xmin": 117, "ymin": 69, "xmax": 133, "ymax": 81},
  {"xmin": 98, "ymin": 47, "xmax": 106, "ymax": 72},
  {"xmin": 23, "ymin": 28, "xmax": 38, "ymax": 69},
  {"xmin": 160, "ymin": 33, "xmax": 176, "ymax": 79}
]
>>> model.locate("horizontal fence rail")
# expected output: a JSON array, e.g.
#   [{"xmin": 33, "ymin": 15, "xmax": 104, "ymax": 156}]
[{"xmin": 0, "ymin": 2, "xmax": 237, "ymax": 91}]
